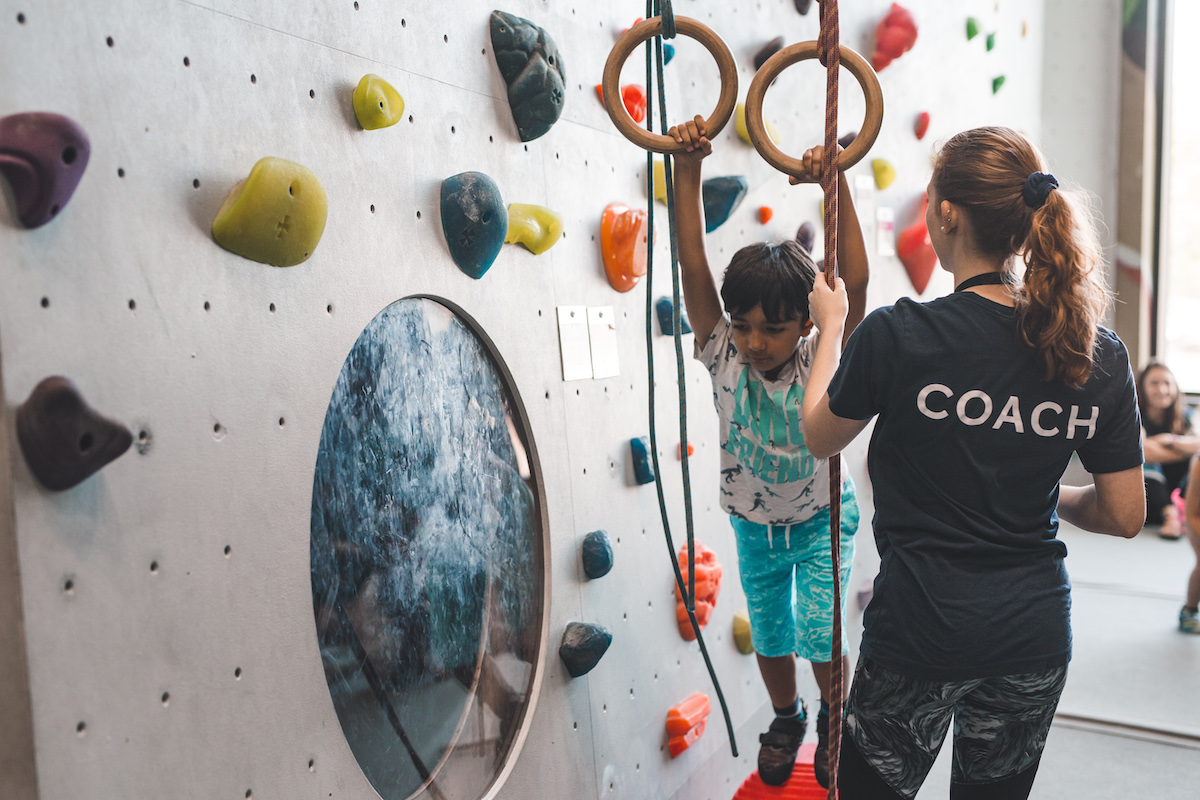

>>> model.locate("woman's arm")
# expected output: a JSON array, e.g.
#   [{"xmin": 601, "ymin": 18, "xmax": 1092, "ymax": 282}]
[
  {"xmin": 1144, "ymin": 431, "xmax": 1200, "ymax": 464},
  {"xmin": 801, "ymin": 276, "xmax": 871, "ymax": 458},
  {"xmin": 1058, "ymin": 467, "xmax": 1146, "ymax": 538}
]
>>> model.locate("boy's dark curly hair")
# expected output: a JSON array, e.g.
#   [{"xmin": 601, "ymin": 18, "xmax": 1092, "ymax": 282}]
[{"xmin": 720, "ymin": 241, "xmax": 818, "ymax": 322}]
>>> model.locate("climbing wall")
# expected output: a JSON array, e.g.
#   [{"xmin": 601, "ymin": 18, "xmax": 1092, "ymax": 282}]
[{"xmin": 0, "ymin": 2, "xmax": 1053, "ymax": 799}]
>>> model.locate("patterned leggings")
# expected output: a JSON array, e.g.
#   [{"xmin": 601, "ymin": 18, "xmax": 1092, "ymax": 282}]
[{"xmin": 840, "ymin": 657, "xmax": 1068, "ymax": 799}]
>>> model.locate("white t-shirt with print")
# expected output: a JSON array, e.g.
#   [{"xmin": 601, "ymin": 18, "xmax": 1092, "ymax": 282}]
[{"xmin": 696, "ymin": 314, "xmax": 849, "ymax": 526}]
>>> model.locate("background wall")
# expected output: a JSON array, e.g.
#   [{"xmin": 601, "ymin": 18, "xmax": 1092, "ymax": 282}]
[{"xmin": 0, "ymin": 1, "xmax": 1097, "ymax": 799}]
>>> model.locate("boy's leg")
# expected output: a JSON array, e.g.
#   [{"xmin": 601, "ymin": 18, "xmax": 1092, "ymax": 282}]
[
  {"xmin": 948, "ymin": 667, "xmax": 1067, "ymax": 800},
  {"xmin": 793, "ymin": 487, "xmax": 859, "ymax": 786},
  {"xmin": 729, "ymin": 516, "xmax": 807, "ymax": 785}
]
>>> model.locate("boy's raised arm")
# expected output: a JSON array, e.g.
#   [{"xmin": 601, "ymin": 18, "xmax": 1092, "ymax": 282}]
[
  {"xmin": 668, "ymin": 115, "xmax": 723, "ymax": 345},
  {"xmin": 796, "ymin": 146, "xmax": 870, "ymax": 348}
]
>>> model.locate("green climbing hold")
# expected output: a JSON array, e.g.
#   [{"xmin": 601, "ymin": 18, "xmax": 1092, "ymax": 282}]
[
  {"xmin": 986, "ymin": 32, "xmax": 996, "ymax": 51},
  {"xmin": 505, "ymin": 203, "xmax": 563, "ymax": 255},
  {"xmin": 352, "ymin": 74, "xmax": 405, "ymax": 130},
  {"xmin": 212, "ymin": 157, "xmax": 328, "ymax": 267},
  {"xmin": 967, "ymin": 17, "xmax": 980, "ymax": 40},
  {"xmin": 992, "ymin": 75, "xmax": 1006, "ymax": 94}
]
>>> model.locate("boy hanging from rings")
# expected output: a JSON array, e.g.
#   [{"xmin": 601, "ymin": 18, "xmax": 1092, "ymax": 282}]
[{"xmin": 667, "ymin": 114, "xmax": 869, "ymax": 787}]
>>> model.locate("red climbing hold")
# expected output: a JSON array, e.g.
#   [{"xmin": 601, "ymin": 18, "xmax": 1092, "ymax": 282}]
[
  {"xmin": 600, "ymin": 202, "xmax": 649, "ymax": 293},
  {"xmin": 914, "ymin": 111, "xmax": 931, "ymax": 140},
  {"xmin": 732, "ymin": 744, "xmax": 825, "ymax": 798},
  {"xmin": 596, "ymin": 83, "xmax": 647, "ymax": 124},
  {"xmin": 758, "ymin": 206, "xmax": 774, "ymax": 224},
  {"xmin": 872, "ymin": 3, "xmax": 918, "ymax": 71},
  {"xmin": 675, "ymin": 542, "xmax": 722, "ymax": 641},
  {"xmin": 666, "ymin": 692, "xmax": 711, "ymax": 758},
  {"xmin": 677, "ymin": 441, "xmax": 695, "ymax": 459},
  {"xmin": 898, "ymin": 198, "xmax": 938, "ymax": 294}
]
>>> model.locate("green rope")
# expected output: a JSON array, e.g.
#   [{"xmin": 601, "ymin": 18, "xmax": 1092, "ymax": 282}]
[{"xmin": 643, "ymin": 0, "xmax": 737, "ymax": 758}]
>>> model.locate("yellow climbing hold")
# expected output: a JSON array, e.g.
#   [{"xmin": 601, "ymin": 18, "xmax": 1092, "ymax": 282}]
[
  {"xmin": 735, "ymin": 103, "xmax": 779, "ymax": 146},
  {"xmin": 212, "ymin": 157, "xmax": 328, "ymax": 267},
  {"xmin": 651, "ymin": 159, "xmax": 670, "ymax": 203},
  {"xmin": 872, "ymin": 158, "xmax": 896, "ymax": 190},
  {"xmin": 353, "ymin": 73, "xmax": 405, "ymax": 130},
  {"xmin": 732, "ymin": 609, "xmax": 754, "ymax": 655},
  {"xmin": 505, "ymin": 203, "xmax": 564, "ymax": 255}
]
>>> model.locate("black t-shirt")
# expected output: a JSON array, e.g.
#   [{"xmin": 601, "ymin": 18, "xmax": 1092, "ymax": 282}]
[{"xmin": 827, "ymin": 293, "xmax": 1143, "ymax": 681}]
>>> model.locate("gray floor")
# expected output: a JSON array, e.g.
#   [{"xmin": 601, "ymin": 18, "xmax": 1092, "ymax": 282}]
[{"xmin": 914, "ymin": 523, "xmax": 1200, "ymax": 799}]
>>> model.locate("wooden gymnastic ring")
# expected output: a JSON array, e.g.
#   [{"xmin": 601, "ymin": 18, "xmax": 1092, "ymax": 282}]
[
  {"xmin": 744, "ymin": 42, "xmax": 884, "ymax": 179},
  {"xmin": 602, "ymin": 17, "xmax": 738, "ymax": 154}
]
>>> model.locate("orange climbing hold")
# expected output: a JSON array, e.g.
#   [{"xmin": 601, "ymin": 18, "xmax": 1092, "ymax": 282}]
[
  {"xmin": 898, "ymin": 198, "xmax": 938, "ymax": 294},
  {"xmin": 666, "ymin": 692, "xmax": 711, "ymax": 758},
  {"xmin": 677, "ymin": 441, "xmax": 694, "ymax": 459},
  {"xmin": 596, "ymin": 83, "xmax": 647, "ymax": 124},
  {"xmin": 758, "ymin": 206, "xmax": 774, "ymax": 224},
  {"xmin": 600, "ymin": 202, "xmax": 649, "ymax": 293},
  {"xmin": 675, "ymin": 542, "xmax": 722, "ymax": 641},
  {"xmin": 732, "ymin": 743, "xmax": 824, "ymax": 798}
]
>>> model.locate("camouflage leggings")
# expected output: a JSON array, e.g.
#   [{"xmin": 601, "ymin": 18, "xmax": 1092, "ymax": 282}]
[{"xmin": 844, "ymin": 657, "xmax": 1068, "ymax": 799}]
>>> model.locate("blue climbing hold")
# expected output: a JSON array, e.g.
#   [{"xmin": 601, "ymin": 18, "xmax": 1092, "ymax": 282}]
[
  {"xmin": 440, "ymin": 172, "xmax": 508, "ymax": 279},
  {"xmin": 631, "ymin": 436, "xmax": 656, "ymax": 485},
  {"xmin": 702, "ymin": 176, "xmax": 748, "ymax": 233},
  {"xmin": 582, "ymin": 530, "xmax": 614, "ymax": 579},
  {"xmin": 490, "ymin": 11, "xmax": 567, "ymax": 142},
  {"xmin": 664, "ymin": 43, "xmax": 676, "ymax": 64},
  {"xmin": 656, "ymin": 296, "xmax": 692, "ymax": 336},
  {"xmin": 559, "ymin": 622, "xmax": 613, "ymax": 677}
]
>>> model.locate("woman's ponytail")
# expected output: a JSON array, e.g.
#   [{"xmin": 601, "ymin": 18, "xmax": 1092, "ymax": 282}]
[{"xmin": 932, "ymin": 127, "xmax": 1110, "ymax": 389}]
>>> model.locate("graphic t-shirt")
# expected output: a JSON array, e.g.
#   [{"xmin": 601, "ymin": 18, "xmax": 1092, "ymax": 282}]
[
  {"xmin": 696, "ymin": 315, "xmax": 850, "ymax": 526},
  {"xmin": 827, "ymin": 293, "xmax": 1143, "ymax": 680}
]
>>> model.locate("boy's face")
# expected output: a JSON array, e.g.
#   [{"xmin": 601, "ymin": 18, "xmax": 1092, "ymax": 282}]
[{"xmin": 730, "ymin": 304, "xmax": 813, "ymax": 379}]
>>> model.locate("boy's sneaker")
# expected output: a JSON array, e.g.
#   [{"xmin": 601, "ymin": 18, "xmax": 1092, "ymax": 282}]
[
  {"xmin": 1180, "ymin": 606, "xmax": 1200, "ymax": 634},
  {"xmin": 758, "ymin": 705, "xmax": 808, "ymax": 786},
  {"xmin": 813, "ymin": 704, "xmax": 831, "ymax": 788}
]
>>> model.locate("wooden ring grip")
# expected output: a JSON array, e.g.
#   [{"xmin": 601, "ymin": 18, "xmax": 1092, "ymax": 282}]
[
  {"xmin": 602, "ymin": 17, "xmax": 738, "ymax": 154},
  {"xmin": 744, "ymin": 42, "xmax": 884, "ymax": 180}
]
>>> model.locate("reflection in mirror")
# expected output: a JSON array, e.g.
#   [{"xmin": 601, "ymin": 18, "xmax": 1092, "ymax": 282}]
[{"xmin": 311, "ymin": 297, "xmax": 543, "ymax": 800}]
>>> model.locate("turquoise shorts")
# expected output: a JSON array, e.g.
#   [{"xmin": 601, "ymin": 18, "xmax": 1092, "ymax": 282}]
[{"xmin": 729, "ymin": 486, "xmax": 858, "ymax": 661}]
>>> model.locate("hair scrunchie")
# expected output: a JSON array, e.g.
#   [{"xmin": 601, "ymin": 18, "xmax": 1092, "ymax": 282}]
[{"xmin": 1022, "ymin": 171, "xmax": 1059, "ymax": 209}]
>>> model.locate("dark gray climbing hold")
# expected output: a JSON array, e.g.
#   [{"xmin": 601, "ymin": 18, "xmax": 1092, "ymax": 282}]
[
  {"xmin": 490, "ymin": 10, "xmax": 566, "ymax": 142},
  {"xmin": 664, "ymin": 43, "xmax": 676, "ymax": 64},
  {"xmin": 702, "ymin": 176, "xmax": 748, "ymax": 233},
  {"xmin": 656, "ymin": 296, "xmax": 692, "ymax": 336},
  {"xmin": 838, "ymin": 130, "xmax": 858, "ymax": 149},
  {"xmin": 754, "ymin": 37, "xmax": 784, "ymax": 70},
  {"xmin": 16, "ymin": 377, "xmax": 132, "ymax": 491},
  {"xmin": 631, "ymin": 436, "xmax": 656, "ymax": 485},
  {"xmin": 559, "ymin": 622, "xmax": 612, "ymax": 677},
  {"xmin": 440, "ymin": 171, "xmax": 508, "ymax": 279},
  {"xmin": 581, "ymin": 529, "xmax": 614, "ymax": 579},
  {"xmin": 794, "ymin": 0, "xmax": 815, "ymax": 14},
  {"xmin": 0, "ymin": 112, "xmax": 90, "ymax": 228},
  {"xmin": 797, "ymin": 221, "xmax": 816, "ymax": 253}
]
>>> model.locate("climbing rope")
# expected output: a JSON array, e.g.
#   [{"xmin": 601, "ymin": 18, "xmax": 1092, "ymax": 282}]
[{"xmin": 640, "ymin": 0, "xmax": 739, "ymax": 759}]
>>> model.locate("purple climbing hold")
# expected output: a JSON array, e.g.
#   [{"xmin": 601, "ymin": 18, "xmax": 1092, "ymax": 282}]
[
  {"xmin": 838, "ymin": 130, "xmax": 858, "ymax": 149},
  {"xmin": 794, "ymin": 0, "xmax": 815, "ymax": 14},
  {"xmin": 16, "ymin": 377, "xmax": 133, "ymax": 491},
  {"xmin": 0, "ymin": 112, "xmax": 90, "ymax": 228},
  {"xmin": 631, "ymin": 436, "xmax": 656, "ymax": 485},
  {"xmin": 754, "ymin": 37, "xmax": 784, "ymax": 70},
  {"xmin": 796, "ymin": 221, "xmax": 816, "ymax": 254}
]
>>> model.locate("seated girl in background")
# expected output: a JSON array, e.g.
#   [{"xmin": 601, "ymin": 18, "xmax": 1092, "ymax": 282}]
[{"xmin": 1138, "ymin": 362, "xmax": 1200, "ymax": 538}]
